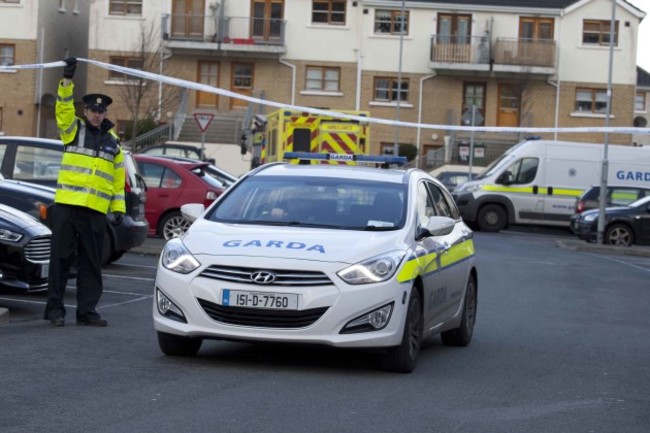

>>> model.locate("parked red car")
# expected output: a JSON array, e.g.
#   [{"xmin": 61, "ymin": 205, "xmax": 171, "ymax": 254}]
[{"xmin": 134, "ymin": 154, "xmax": 225, "ymax": 239}]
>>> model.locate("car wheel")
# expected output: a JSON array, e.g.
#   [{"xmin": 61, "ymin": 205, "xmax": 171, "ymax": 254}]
[
  {"xmin": 383, "ymin": 287, "xmax": 423, "ymax": 373},
  {"xmin": 605, "ymin": 224, "xmax": 634, "ymax": 246},
  {"xmin": 441, "ymin": 274, "xmax": 477, "ymax": 347},
  {"xmin": 477, "ymin": 204, "xmax": 507, "ymax": 232},
  {"xmin": 157, "ymin": 331, "xmax": 202, "ymax": 356},
  {"xmin": 159, "ymin": 211, "xmax": 191, "ymax": 240}
]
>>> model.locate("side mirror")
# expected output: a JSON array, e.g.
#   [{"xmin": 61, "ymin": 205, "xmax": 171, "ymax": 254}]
[
  {"xmin": 180, "ymin": 203, "xmax": 205, "ymax": 222},
  {"xmin": 496, "ymin": 171, "xmax": 512, "ymax": 185},
  {"xmin": 415, "ymin": 216, "xmax": 456, "ymax": 241}
]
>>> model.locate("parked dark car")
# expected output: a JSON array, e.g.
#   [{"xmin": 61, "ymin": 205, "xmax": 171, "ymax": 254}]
[
  {"xmin": 140, "ymin": 142, "xmax": 215, "ymax": 165},
  {"xmin": 0, "ymin": 136, "xmax": 148, "ymax": 263},
  {"xmin": 0, "ymin": 177, "xmax": 55, "ymax": 225},
  {"xmin": 0, "ymin": 203, "xmax": 51, "ymax": 292},
  {"xmin": 574, "ymin": 185, "xmax": 650, "ymax": 214},
  {"xmin": 571, "ymin": 196, "xmax": 650, "ymax": 246},
  {"xmin": 134, "ymin": 154, "xmax": 225, "ymax": 239}
]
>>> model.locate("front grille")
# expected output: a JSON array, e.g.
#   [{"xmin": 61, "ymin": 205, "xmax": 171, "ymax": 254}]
[
  {"xmin": 197, "ymin": 298, "xmax": 329, "ymax": 328},
  {"xmin": 25, "ymin": 236, "xmax": 51, "ymax": 262},
  {"xmin": 199, "ymin": 265, "xmax": 332, "ymax": 286}
]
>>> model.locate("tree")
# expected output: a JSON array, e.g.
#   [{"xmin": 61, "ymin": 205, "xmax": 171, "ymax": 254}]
[{"xmin": 114, "ymin": 21, "xmax": 180, "ymax": 151}]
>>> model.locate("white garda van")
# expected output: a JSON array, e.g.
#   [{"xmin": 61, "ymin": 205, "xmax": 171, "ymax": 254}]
[{"xmin": 452, "ymin": 139, "xmax": 650, "ymax": 231}]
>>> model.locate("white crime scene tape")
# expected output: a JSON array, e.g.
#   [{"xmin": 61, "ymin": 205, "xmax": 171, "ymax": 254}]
[{"xmin": 2, "ymin": 58, "xmax": 649, "ymax": 136}]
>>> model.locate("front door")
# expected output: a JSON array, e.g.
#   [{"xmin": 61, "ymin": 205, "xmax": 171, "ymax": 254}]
[
  {"xmin": 251, "ymin": 0, "xmax": 284, "ymax": 41},
  {"xmin": 196, "ymin": 61, "xmax": 219, "ymax": 108},
  {"xmin": 497, "ymin": 83, "xmax": 520, "ymax": 127},
  {"xmin": 171, "ymin": 0, "xmax": 204, "ymax": 39},
  {"xmin": 230, "ymin": 62, "xmax": 254, "ymax": 109}
]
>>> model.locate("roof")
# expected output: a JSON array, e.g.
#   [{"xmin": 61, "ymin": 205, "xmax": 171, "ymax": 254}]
[
  {"xmin": 383, "ymin": 0, "xmax": 580, "ymax": 8},
  {"xmin": 638, "ymin": 66, "xmax": 650, "ymax": 88}
]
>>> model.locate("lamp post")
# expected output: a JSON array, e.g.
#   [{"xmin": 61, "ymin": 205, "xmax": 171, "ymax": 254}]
[
  {"xmin": 392, "ymin": 0, "xmax": 406, "ymax": 157},
  {"xmin": 596, "ymin": 0, "xmax": 616, "ymax": 244}
]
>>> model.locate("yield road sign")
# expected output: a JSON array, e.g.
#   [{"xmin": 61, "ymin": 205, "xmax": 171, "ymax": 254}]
[{"xmin": 193, "ymin": 113, "xmax": 214, "ymax": 132}]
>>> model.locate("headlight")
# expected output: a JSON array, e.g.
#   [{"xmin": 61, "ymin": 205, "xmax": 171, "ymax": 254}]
[
  {"xmin": 337, "ymin": 250, "xmax": 406, "ymax": 285},
  {"xmin": 582, "ymin": 213, "xmax": 598, "ymax": 222},
  {"xmin": 161, "ymin": 238, "xmax": 200, "ymax": 274},
  {"xmin": 0, "ymin": 229, "xmax": 23, "ymax": 242}
]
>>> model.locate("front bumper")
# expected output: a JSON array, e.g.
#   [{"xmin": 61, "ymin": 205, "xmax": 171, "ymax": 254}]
[{"xmin": 153, "ymin": 258, "xmax": 411, "ymax": 348}]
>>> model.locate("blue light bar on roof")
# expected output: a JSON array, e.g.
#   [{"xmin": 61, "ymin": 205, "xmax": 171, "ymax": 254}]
[{"xmin": 283, "ymin": 152, "xmax": 407, "ymax": 166}]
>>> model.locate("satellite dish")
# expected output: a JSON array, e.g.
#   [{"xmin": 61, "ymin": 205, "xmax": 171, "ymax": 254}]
[{"xmin": 633, "ymin": 116, "xmax": 647, "ymax": 127}]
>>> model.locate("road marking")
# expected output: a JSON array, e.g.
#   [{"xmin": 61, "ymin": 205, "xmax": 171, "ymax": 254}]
[
  {"xmin": 103, "ymin": 273, "xmax": 155, "ymax": 282},
  {"xmin": 98, "ymin": 295, "xmax": 152, "ymax": 310},
  {"xmin": 590, "ymin": 254, "xmax": 650, "ymax": 273},
  {"xmin": 107, "ymin": 263, "xmax": 158, "ymax": 270}
]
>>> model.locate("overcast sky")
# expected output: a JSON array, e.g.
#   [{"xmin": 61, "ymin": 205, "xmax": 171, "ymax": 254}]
[{"xmin": 628, "ymin": 0, "xmax": 650, "ymax": 71}]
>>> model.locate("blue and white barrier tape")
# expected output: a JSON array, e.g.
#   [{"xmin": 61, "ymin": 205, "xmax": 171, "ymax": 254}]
[{"xmin": 2, "ymin": 58, "xmax": 649, "ymax": 136}]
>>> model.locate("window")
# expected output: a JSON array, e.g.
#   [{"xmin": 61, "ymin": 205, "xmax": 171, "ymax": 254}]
[
  {"xmin": 437, "ymin": 14, "xmax": 471, "ymax": 44},
  {"xmin": 462, "ymin": 82, "xmax": 486, "ymax": 126},
  {"xmin": 583, "ymin": 20, "xmax": 618, "ymax": 46},
  {"xmin": 373, "ymin": 77, "xmax": 409, "ymax": 102},
  {"xmin": 0, "ymin": 0, "xmax": 20, "ymax": 3},
  {"xmin": 312, "ymin": 0, "xmax": 346, "ymax": 25},
  {"xmin": 374, "ymin": 10, "xmax": 409, "ymax": 35},
  {"xmin": 0, "ymin": 44, "xmax": 15, "ymax": 66},
  {"xmin": 502, "ymin": 158, "xmax": 539, "ymax": 185},
  {"xmin": 635, "ymin": 92, "xmax": 646, "ymax": 112},
  {"xmin": 109, "ymin": 56, "xmax": 143, "ymax": 80},
  {"xmin": 519, "ymin": 17, "xmax": 553, "ymax": 40},
  {"xmin": 305, "ymin": 66, "xmax": 340, "ymax": 92},
  {"xmin": 13, "ymin": 145, "xmax": 62, "ymax": 182},
  {"xmin": 575, "ymin": 88, "xmax": 608, "ymax": 113},
  {"xmin": 109, "ymin": 0, "xmax": 142, "ymax": 16}
]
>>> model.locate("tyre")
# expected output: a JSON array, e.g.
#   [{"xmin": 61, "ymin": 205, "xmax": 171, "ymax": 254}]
[
  {"xmin": 159, "ymin": 211, "xmax": 192, "ymax": 240},
  {"xmin": 605, "ymin": 224, "xmax": 634, "ymax": 246},
  {"xmin": 157, "ymin": 331, "xmax": 202, "ymax": 356},
  {"xmin": 477, "ymin": 204, "xmax": 507, "ymax": 232},
  {"xmin": 441, "ymin": 274, "xmax": 477, "ymax": 347},
  {"xmin": 383, "ymin": 287, "xmax": 423, "ymax": 373}
]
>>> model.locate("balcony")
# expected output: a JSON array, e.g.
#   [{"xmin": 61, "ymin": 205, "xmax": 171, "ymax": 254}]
[
  {"xmin": 429, "ymin": 35, "xmax": 491, "ymax": 72},
  {"xmin": 162, "ymin": 14, "xmax": 286, "ymax": 56},
  {"xmin": 492, "ymin": 38, "xmax": 556, "ymax": 74}
]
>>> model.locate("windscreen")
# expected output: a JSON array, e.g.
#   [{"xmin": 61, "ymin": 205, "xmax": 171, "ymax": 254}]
[{"xmin": 208, "ymin": 175, "xmax": 407, "ymax": 230}]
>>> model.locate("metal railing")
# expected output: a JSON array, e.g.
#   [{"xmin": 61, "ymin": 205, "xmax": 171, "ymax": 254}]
[
  {"xmin": 430, "ymin": 35, "xmax": 490, "ymax": 64},
  {"xmin": 162, "ymin": 14, "xmax": 285, "ymax": 46},
  {"xmin": 493, "ymin": 38, "xmax": 556, "ymax": 67}
]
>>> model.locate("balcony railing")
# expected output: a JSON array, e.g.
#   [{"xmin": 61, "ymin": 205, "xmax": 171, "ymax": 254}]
[
  {"xmin": 162, "ymin": 14, "xmax": 285, "ymax": 46},
  {"xmin": 493, "ymin": 38, "xmax": 556, "ymax": 68},
  {"xmin": 430, "ymin": 35, "xmax": 491, "ymax": 65}
]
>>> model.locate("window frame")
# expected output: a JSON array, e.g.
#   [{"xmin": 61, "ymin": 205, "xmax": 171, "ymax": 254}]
[
  {"xmin": 0, "ymin": 44, "xmax": 15, "ymax": 67},
  {"xmin": 574, "ymin": 88, "xmax": 609, "ymax": 114},
  {"xmin": 582, "ymin": 19, "xmax": 619, "ymax": 46},
  {"xmin": 108, "ymin": 56, "xmax": 144, "ymax": 81},
  {"xmin": 305, "ymin": 66, "xmax": 340, "ymax": 92},
  {"xmin": 373, "ymin": 77, "xmax": 409, "ymax": 103},
  {"xmin": 374, "ymin": 9, "xmax": 410, "ymax": 35},
  {"xmin": 635, "ymin": 92, "xmax": 646, "ymax": 112},
  {"xmin": 311, "ymin": 0, "xmax": 346, "ymax": 26},
  {"xmin": 109, "ymin": 0, "xmax": 143, "ymax": 16}
]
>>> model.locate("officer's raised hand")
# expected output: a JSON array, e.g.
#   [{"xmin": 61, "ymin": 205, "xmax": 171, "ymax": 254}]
[{"xmin": 63, "ymin": 57, "xmax": 77, "ymax": 79}]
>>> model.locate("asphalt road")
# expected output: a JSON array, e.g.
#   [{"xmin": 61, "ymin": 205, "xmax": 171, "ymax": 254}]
[{"xmin": 0, "ymin": 230, "xmax": 649, "ymax": 433}]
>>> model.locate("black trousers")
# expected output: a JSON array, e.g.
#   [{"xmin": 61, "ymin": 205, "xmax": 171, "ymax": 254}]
[{"xmin": 44, "ymin": 204, "xmax": 106, "ymax": 321}]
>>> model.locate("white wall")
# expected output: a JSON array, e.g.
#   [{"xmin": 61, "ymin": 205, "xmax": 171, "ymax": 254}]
[
  {"xmin": 560, "ymin": 0, "xmax": 642, "ymax": 85},
  {"xmin": 0, "ymin": 1, "xmax": 38, "ymax": 40}
]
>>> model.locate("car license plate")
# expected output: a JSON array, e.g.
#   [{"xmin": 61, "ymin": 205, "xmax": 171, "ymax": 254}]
[
  {"xmin": 222, "ymin": 289, "xmax": 298, "ymax": 310},
  {"xmin": 40, "ymin": 263, "xmax": 49, "ymax": 279}
]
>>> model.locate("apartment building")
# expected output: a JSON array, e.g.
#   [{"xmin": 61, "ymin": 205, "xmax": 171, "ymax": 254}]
[
  {"xmin": 634, "ymin": 66, "xmax": 650, "ymax": 145},
  {"xmin": 0, "ymin": 0, "xmax": 89, "ymax": 138},
  {"xmin": 1, "ymin": 0, "xmax": 646, "ymax": 167}
]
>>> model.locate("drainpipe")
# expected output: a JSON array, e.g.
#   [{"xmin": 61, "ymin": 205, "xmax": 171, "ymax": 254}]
[
  {"xmin": 36, "ymin": 27, "xmax": 44, "ymax": 137},
  {"xmin": 354, "ymin": 49, "xmax": 362, "ymax": 111},
  {"xmin": 416, "ymin": 73, "xmax": 436, "ymax": 169},
  {"xmin": 278, "ymin": 59, "xmax": 296, "ymax": 106},
  {"xmin": 548, "ymin": 10, "xmax": 564, "ymax": 141}
]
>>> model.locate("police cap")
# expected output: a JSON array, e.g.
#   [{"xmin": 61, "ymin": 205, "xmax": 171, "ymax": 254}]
[{"xmin": 83, "ymin": 93, "xmax": 113, "ymax": 112}]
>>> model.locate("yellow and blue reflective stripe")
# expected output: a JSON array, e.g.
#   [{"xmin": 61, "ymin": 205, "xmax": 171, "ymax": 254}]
[{"xmin": 396, "ymin": 239, "xmax": 475, "ymax": 283}]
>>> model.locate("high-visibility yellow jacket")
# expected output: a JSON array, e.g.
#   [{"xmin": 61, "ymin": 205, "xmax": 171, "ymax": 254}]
[{"xmin": 55, "ymin": 80, "xmax": 126, "ymax": 215}]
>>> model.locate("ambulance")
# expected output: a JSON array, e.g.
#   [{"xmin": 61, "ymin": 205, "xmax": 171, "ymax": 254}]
[
  {"xmin": 452, "ymin": 139, "xmax": 650, "ymax": 231},
  {"xmin": 250, "ymin": 109, "xmax": 370, "ymax": 168}
]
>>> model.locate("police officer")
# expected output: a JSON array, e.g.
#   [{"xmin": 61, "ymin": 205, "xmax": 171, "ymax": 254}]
[{"xmin": 44, "ymin": 58, "xmax": 126, "ymax": 327}]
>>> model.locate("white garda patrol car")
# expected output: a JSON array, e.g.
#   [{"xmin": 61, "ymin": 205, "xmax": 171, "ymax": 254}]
[{"xmin": 154, "ymin": 152, "xmax": 478, "ymax": 373}]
